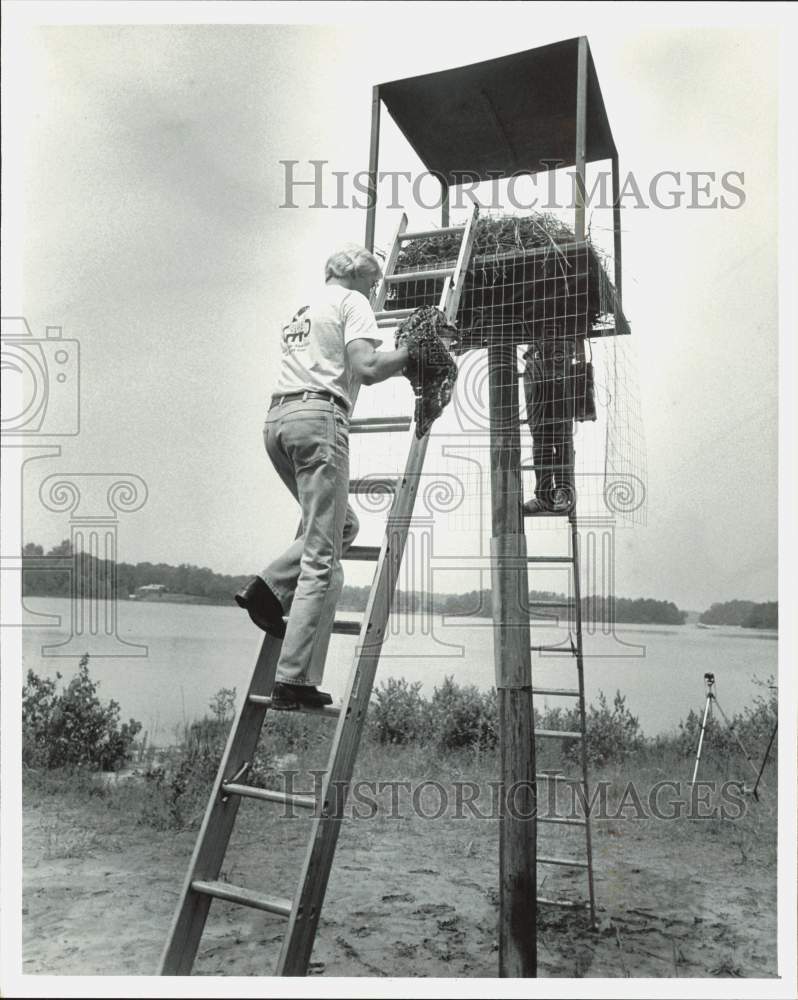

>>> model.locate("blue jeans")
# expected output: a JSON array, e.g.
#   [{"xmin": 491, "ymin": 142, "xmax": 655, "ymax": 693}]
[{"xmin": 261, "ymin": 398, "xmax": 359, "ymax": 686}]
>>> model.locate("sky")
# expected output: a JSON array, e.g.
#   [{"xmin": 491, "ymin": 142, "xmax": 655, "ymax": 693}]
[{"xmin": 2, "ymin": 3, "xmax": 794, "ymax": 612}]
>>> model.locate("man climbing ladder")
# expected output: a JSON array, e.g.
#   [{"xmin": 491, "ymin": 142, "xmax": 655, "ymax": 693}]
[
  {"xmin": 159, "ymin": 204, "xmax": 479, "ymax": 977},
  {"xmin": 234, "ymin": 245, "xmax": 410, "ymax": 710}
]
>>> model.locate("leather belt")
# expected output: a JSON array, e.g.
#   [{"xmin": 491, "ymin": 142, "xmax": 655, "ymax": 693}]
[{"xmin": 270, "ymin": 390, "xmax": 348, "ymax": 413}]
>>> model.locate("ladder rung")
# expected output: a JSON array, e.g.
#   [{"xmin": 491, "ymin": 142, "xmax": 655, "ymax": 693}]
[
  {"xmin": 527, "ymin": 556, "xmax": 573, "ymax": 563},
  {"xmin": 349, "ymin": 416, "xmax": 412, "ymax": 434},
  {"xmin": 349, "ymin": 477, "xmax": 399, "ymax": 495},
  {"xmin": 530, "ymin": 645, "xmax": 575, "ymax": 654},
  {"xmin": 220, "ymin": 783, "xmax": 317, "ymax": 810},
  {"xmin": 248, "ymin": 694, "xmax": 341, "ymax": 719},
  {"xmin": 524, "ymin": 509, "xmax": 572, "ymax": 518},
  {"xmin": 191, "ymin": 880, "xmax": 292, "ymax": 917},
  {"xmin": 384, "ymin": 266, "xmax": 454, "ymax": 283},
  {"xmin": 373, "ymin": 308, "xmax": 417, "ymax": 320},
  {"xmin": 342, "ymin": 545, "xmax": 381, "ymax": 561},
  {"xmin": 332, "ymin": 619, "xmax": 361, "ymax": 635},
  {"xmin": 532, "ymin": 687, "xmax": 580, "ymax": 697},
  {"xmin": 535, "ymin": 772, "xmax": 579, "ymax": 783},
  {"xmin": 529, "ymin": 600, "xmax": 575, "ymax": 608},
  {"xmin": 538, "ymin": 856, "xmax": 589, "ymax": 869},
  {"xmin": 537, "ymin": 896, "xmax": 589, "ymax": 909},
  {"xmin": 538, "ymin": 816, "xmax": 587, "ymax": 827},
  {"xmin": 399, "ymin": 225, "xmax": 465, "ymax": 242},
  {"xmin": 535, "ymin": 729, "xmax": 582, "ymax": 740},
  {"xmin": 521, "ymin": 463, "xmax": 576, "ymax": 471}
]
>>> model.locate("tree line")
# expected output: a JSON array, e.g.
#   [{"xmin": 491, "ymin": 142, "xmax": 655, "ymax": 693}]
[
  {"xmin": 345, "ymin": 587, "xmax": 687, "ymax": 625},
  {"xmin": 21, "ymin": 541, "xmax": 249, "ymax": 604},
  {"xmin": 700, "ymin": 600, "xmax": 778, "ymax": 629},
  {"xmin": 21, "ymin": 542, "xmax": 689, "ymax": 624}
]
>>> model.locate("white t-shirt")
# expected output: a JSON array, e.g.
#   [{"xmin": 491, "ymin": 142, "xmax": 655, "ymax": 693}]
[{"xmin": 272, "ymin": 285, "xmax": 382, "ymax": 410}]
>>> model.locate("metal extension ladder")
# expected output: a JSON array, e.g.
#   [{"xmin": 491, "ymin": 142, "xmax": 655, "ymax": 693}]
[
  {"xmin": 159, "ymin": 202, "xmax": 480, "ymax": 977},
  {"xmin": 523, "ymin": 474, "xmax": 597, "ymax": 926}
]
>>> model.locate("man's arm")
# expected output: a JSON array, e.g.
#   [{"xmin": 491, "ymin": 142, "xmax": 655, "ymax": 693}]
[{"xmin": 346, "ymin": 338, "xmax": 409, "ymax": 386}]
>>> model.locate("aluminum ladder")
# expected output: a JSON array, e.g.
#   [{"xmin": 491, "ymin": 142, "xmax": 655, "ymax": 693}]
[
  {"xmin": 159, "ymin": 202, "xmax": 480, "ymax": 976},
  {"xmin": 523, "ymin": 472, "xmax": 597, "ymax": 927}
]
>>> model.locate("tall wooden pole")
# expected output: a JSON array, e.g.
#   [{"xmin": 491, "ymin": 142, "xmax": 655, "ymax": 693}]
[
  {"xmin": 365, "ymin": 86, "xmax": 381, "ymax": 252},
  {"xmin": 611, "ymin": 152, "xmax": 623, "ymax": 302},
  {"xmin": 441, "ymin": 179, "xmax": 450, "ymax": 228},
  {"xmin": 487, "ymin": 343, "xmax": 537, "ymax": 977},
  {"xmin": 574, "ymin": 36, "xmax": 588, "ymax": 241}
]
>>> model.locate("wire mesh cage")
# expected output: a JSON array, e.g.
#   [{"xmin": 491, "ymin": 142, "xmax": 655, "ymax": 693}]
[
  {"xmin": 369, "ymin": 211, "xmax": 646, "ymax": 529},
  {"xmin": 386, "ymin": 212, "xmax": 628, "ymax": 348}
]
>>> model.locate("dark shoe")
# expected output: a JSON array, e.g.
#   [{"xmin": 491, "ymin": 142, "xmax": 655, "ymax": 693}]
[
  {"xmin": 522, "ymin": 497, "xmax": 548, "ymax": 516},
  {"xmin": 234, "ymin": 576, "xmax": 286, "ymax": 637},
  {"xmin": 271, "ymin": 682, "xmax": 333, "ymax": 711},
  {"xmin": 551, "ymin": 488, "xmax": 575, "ymax": 513}
]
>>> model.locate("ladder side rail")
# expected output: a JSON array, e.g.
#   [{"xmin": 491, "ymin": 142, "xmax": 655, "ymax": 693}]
[
  {"xmin": 278, "ymin": 228, "xmax": 472, "ymax": 975},
  {"xmin": 569, "ymin": 512, "xmax": 597, "ymax": 926},
  {"xmin": 159, "ymin": 634, "xmax": 282, "ymax": 974},
  {"xmin": 443, "ymin": 200, "xmax": 480, "ymax": 320},
  {"xmin": 277, "ymin": 429, "xmax": 432, "ymax": 975},
  {"xmin": 372, "ymin": 213, "xmax": 408, "ymax": 313}
]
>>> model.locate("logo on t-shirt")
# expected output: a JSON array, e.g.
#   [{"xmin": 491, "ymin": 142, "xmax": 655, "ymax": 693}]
[{"xmin": 281, "ymin": 306, "xmax": 311, "ymax": 350}]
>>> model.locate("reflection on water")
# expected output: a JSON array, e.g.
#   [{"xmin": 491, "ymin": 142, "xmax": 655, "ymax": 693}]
[{"xmin": 20, "ymin": 598, "xmax": 777, "ymax": 746}]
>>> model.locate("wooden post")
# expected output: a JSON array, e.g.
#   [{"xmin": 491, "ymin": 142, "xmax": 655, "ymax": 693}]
[
  {"xmin": 611, "ymin": 152, "xmax": 623, "ymax": 302},
  {"xmin": 365, "ymin": 86, "xmax": 381, "ymax": 252},
  {"xmin": 574, "ymin": 36, "xmax": 588, "ymax": 241},
  {"xmin": 487, "ymin": 343, "xmax": 537, "ymax": 978},
  {"xmin": 441, "ymin": 179, "xmax": 450, "ymax": 228}
]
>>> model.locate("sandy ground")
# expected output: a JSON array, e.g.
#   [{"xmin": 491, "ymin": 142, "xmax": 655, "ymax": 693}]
[{"xmin": 21, "ymin": 773, "xmax": 777, "ymax": 980}]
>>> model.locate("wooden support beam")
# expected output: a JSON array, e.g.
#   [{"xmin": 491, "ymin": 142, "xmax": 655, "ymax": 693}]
[
  {"xmin": 441, "ymin": 180, "xmax": 450, "ymax": 228},
  {"xmin": 487, "ymin": 343, "xmax": 537, "ymax": 978},
  {"xmin": 365, "ymin": 86, "xmax": 381, "ymax": 252},
  {"xmin": 612, "ymin": 152, "xmax": 623, "ymax": 302},
  {"xmin": 574, "ymin": 36, "xmax": 588, "ymax": 242}
]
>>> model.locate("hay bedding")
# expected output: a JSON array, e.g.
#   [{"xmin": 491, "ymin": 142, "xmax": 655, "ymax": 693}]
[{"xmin": 388, "ymin": 212, "xmax": 622, "ymax": 351}]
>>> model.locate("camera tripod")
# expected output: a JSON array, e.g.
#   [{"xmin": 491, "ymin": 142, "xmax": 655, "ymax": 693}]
[{"xmin": 690, "ymin": 672, "xmax": 761, "ymax": 788}]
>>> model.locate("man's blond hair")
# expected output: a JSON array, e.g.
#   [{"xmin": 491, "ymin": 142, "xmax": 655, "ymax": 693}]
[{"xmin": 325, "ymin": 245, "xmax": 382, "ymax": 283}]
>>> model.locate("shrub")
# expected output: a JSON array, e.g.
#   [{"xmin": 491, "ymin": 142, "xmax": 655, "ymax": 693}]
[
  {"xmin": 22, "ymin": 654, "xmax": 141, "ymax": 772},
  {"xmin": 429, "ymin": 676, "xmax": 498, "ymax": 751},
  {"xmin": 138, "ymin": 687, "xmax": 236, "ymax": 830},
  {"xmin": 370, "ymin": 677, "xmax": 431, "ymax": 744},
  {"xmin": 579, "ymin": 690, "xmax": 642, "ymax": 766},
  {"xmin": 141, "ymin": 739, "xmax": 222, "ymax": 830}
]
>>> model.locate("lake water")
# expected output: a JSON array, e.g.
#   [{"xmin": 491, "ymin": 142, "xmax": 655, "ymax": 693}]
[{"xmin": 20, "ymin": 597, "xmax": 777, "ymax": 746}]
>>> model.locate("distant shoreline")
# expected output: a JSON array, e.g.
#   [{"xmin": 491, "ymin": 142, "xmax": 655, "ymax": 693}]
[
  {"xmin": 128, "ymin": 592, "xmax": 220, "ymax": 605},
  {"xmin": 102, "ymin": 594, "xmax": 776, "ymax": 631}
]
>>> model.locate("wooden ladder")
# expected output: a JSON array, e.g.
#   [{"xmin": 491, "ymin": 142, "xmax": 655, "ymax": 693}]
[
  {"xmin": 159, "ymin": 201, "xmax": 479, "ymax": 977},
  {"xmin": 523, "ymin": 479, "xmax": 597, "ymax": 926}
]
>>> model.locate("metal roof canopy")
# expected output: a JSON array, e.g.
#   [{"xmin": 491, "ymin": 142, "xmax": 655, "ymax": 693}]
[
  {"xmin": 378, "ymin": 37, "xmax": 616, "ymax": 183},
  {"xmin": 364, "ymin": 36, "xmax": 624, "ymax": 303}
]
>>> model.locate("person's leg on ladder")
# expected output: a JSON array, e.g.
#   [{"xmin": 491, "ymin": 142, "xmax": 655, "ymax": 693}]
[{"xmin": 263, "ymin": 400, "xmax": 352, "ymax": 708}]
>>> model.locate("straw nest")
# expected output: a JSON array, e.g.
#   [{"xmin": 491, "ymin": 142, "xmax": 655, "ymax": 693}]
[{"xmin": 390, "ymin": 212, "xmax": 623, "ymax": 349}]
